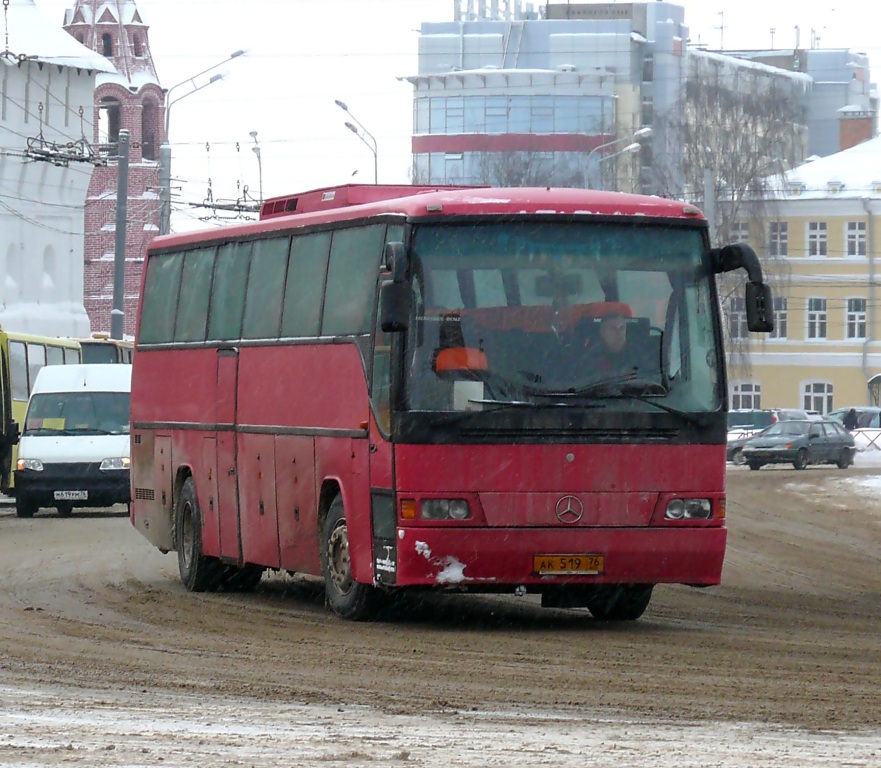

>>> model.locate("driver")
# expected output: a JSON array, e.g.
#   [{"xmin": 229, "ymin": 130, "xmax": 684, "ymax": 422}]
[{"xmin": 584, "ymin": 305, "xmax": 638, "ymax": 380}]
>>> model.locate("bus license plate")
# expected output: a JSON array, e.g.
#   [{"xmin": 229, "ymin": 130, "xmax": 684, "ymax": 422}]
[
  {"xmin": 534, "ymin": 554, "xmax": 604, "ymax": 575},
  {"xmin": 54, "ymin": 490, "xmax": 87, "ymax": 500}
]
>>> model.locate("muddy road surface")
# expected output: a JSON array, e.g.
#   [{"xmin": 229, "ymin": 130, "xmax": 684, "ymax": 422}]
[{"xmin": 0, "ymin": 465, "xmax": 879, "ymax": 766}]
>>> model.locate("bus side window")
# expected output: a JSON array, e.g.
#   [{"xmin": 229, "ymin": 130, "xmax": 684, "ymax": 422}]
[
  {"xmin": 9, "ymin": 341, "xmax": 28, "ymax": 402},
  {"xmin": 46, "ymin": 346, "xmax": 65, "ymax": 366},
  {"xmin": 208, "ymin": 241, "xmax": 250, "ymax": 341},
  {"xmin": 27, "ymin": 344, "xmax": 47, "ymax": 398},
  {"xmin": 323, "ymin": 225, "xmax": 385, "ymax": 336}
]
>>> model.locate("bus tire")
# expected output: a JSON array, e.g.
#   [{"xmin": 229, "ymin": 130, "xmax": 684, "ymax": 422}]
[
  {"xmin": 15, "ymin": 494, "xmax": 37, "ymax": 519},
  {"xmin": 587, "ymin": 585, "xmax": 654, "ymax": 621},
  {"xmin": 321, "ymin": 494, "xmax": 380, "ymax": 621},
  {"xmin": 175, "ymin": 477, "xmax": 220, "ymax": 592}
]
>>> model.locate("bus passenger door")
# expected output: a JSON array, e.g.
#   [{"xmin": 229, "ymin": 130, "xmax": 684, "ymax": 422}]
[{"xmin": 215, "ymin": 347, "xmax": 242, "ymax": 563}]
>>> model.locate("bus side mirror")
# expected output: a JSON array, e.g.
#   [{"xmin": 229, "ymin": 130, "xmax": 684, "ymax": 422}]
[
  {"xmin": 380, "ymin": 282, "xmax": 410, "ymax": 333},
  {"xmin": 384, "ymin": 241, "xmax": 408, "ymax": 283},
  {"xmin": 745, "ymin": 282, "xmax": 774, "ymax": 333},
  {"xmin": 381, "ymin": 241, "xmax": 410, "ymax": 332}
]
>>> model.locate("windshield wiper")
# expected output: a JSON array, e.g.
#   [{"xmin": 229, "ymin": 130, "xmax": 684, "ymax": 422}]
[
  {"xmin": 595, "ymin": 392, "xmax": 707, "ymax": 427},
  {"xmin": 538, "ymin": 374, "xmax": 707, "ymax": 426}
]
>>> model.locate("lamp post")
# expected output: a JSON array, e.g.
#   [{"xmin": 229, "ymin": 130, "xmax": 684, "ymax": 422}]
[
  {"xmin": 335, "ymin": 99, "xmax": 378, "ymax": 184},
  {"xmin": 159, "ymin": 49, "xmax": 246, "ymax": 235},
  {"xmin": 249, "ymin": 130, "xmax": 263, "ymax": 204},
  {"xmin": 586, "ymin": 127, "xmax": 651, "ymax": 190}
]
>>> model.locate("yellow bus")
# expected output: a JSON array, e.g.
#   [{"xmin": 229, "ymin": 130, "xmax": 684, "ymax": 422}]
[
  {"xmin": 0, "ymin": 328, "xmax": 82, "ymax": 493},
  {"xmin": 74, "ymin": 333, "xmax": 134, "ymax": 364}
]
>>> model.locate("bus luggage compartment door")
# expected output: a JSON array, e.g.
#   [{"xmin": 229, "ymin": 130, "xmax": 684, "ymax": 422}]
[{"xmin": 215, "ymin": 348, "xmax": 241, "ymax": 563}]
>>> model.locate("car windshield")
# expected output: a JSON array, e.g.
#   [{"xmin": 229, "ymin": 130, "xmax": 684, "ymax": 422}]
[
  {"xmin": 403, "ymin": 221, "xmax": 721, "ymax": 414},
  {"xmin": 24, "ymin": 392, "xmax": 130, "ymax": 435},
  {"xmin": 728, "ymin": 411, "xmax": 772, "ymax": 429},
  {"xmin": 764, "ymin": 421, "xmax": 811, "ymax": 437}
]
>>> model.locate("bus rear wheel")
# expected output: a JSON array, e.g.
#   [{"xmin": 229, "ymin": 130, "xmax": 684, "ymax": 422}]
[
  {"xmin": 321, "ymin": 495, "xmax": 381, "ymax": 621},
  {"xmin": 176, "ymin": 477, "xmax": 220, "ymax": 592},
  {"xmin": 586, "ymin": 585, "xmax": 654, "ymax": 621}
]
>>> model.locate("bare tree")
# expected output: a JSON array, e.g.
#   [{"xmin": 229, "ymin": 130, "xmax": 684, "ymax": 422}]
[{"xmin": 648, "ymin": 52, "xmax": 807, "ymax": 369}]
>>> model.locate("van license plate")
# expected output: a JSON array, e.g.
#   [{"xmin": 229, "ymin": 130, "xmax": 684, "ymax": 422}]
[
  {"xmin": 534, "ymin": 554, "xmax": 604, "ymax": 575},
  {"xmin": 54, "ymin": 490, "xmax": 87, "ymax": 500}
]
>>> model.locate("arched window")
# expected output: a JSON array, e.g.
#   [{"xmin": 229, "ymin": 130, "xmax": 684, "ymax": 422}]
[
  {"xmin": 803, "ymin": 381, "xmax": 833, "ymax": 414},
  {"xmin": 731, "ymin": 381, "xmax": 761, "ymax": 410},
  {"xmin": 99, "ymin": 95, "xmax": 121, "ymax": 150},
  {"xmin": 142, "ymin": 99, "xmax": 159, "ymax": 160},
  {"xmin": 42, "ymin": 247, "xmax": 57, "ymax": 301},
  {"xmin": 102, "ymin": 33, "xmax": 113, "ymax": 56},
  {"xmin": 132, "ymin": 34, "xmax": 143, "ymax": 57}
]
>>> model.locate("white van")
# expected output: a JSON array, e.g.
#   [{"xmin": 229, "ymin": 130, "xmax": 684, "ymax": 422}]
[{"xmin": 14, "ymin": 364, "xmax": 131, "ymax": 518}]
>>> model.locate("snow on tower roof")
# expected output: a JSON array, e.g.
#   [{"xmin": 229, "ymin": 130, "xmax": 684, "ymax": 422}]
[{"xmin": 2, "ymin": 0, "xmax": 115, "ymax": 72}]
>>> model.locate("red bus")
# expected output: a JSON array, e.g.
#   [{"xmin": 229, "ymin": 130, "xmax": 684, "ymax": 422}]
[{"xmin": 130, "ymin": 184, "xmax": 773, "ymax": 621}]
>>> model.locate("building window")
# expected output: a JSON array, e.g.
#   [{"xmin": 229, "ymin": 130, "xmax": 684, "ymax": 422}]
[
  {"xmin": 769, "ymin": 221, "xmax": 788, "ymax": 256},
  {"xmin": 101, "ymin": 33, "xmax": 113, "ymax": 56},
  {"xmin": 847, "ymin": 297, "xmax": 867, "ymax": 339},
  {"xmin": 769, "ymin": 296, "xmax": 788, "ymax": 339},
  {"xmin": 730, "ymin": 221, "xmax": 750, "ymax": 243},
  {"xmin": 732, "ymin": 382, "xmax": 761, "ymax": 410},
  {"xmin": 727, "ymin": 297, "xmax": 748, "ymax": 340},
  {"xmin": 803, "ymin": 381, "xmax": 833, "ymax": 414},
  {"xmin": 807, "ymin": 221, "xmax": 827, "ymax": 257},
  {"xmin": 846, "ymin": 221, "xmax": 867, "ymax": 257},
  {"xmin": 807, "ymin": 297, "xmax": 827, "ymax": 340}
]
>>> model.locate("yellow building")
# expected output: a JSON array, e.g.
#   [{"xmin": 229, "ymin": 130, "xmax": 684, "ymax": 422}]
[{"xmin": 727, "ymin": 136, "xmax": 881, "ymax": 414}]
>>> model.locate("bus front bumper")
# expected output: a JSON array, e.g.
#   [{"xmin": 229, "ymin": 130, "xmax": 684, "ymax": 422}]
[{"xmin": 384, "ymin": 526, "xmax": 726, "ymax": 587}]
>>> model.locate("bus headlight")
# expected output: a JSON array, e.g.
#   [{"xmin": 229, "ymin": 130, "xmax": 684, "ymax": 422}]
[
  {"xmin": 16, "ymin": 458, "xmax": 43, "ymax": 472},
  {"xmin": 665, "ymin": 498, "xmax": 712, "ymax": 520},
  {"xmin": 421, "ymin": 499, "xmax": 471, "ymax": 521},
  {"xmin": 100, "ymin": 457, "xmax": 131, "ymax": 471}
]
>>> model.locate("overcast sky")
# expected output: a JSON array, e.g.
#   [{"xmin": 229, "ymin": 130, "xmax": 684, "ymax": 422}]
[{"xmin": 28, "ymin": 0, "xmax": 881, "ymax": 230}]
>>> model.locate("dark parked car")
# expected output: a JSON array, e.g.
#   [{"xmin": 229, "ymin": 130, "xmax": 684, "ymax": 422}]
[
  {"xmin": 828, "ymin": 406, "xmax": 881, "ymax": 430},
  {"xmin": 741, "ymin": 419, "xmax": 856, "ymax": 471},
  {"xmin": 727, "ymin": 426, "xmax": 769, "ymax": 465}
]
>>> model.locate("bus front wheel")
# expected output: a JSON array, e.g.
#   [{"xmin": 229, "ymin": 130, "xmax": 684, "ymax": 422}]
[
  {"xmin": 321, "ymin": 495, "xmax": 381, "ymax": 621},
  {"xmin": 175, "ymin": 477, "xmax": 220, "ymax": 592},
  {"xmin": 586, "ymin": 585, "xmax": 654, "ymax": 621}
]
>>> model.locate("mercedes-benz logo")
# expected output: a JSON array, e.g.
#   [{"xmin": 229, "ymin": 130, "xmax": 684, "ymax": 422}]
[{"xmin": 555, "ymin": 495, "xmax": 584, "ymax": 524}]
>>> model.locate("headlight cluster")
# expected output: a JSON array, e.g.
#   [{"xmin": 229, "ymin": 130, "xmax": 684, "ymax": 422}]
[
  {"xmin": 402, "ymin": 498, "xmax": 471, "ymax": 521},
  {"xmin": 665, "ymin": 498, "xmax": 713, "ymax": 520},
  {"xmin": 100, "ymin": 457, "xmax": 131, "ymax": 471},
  {"xmin": 16, "ymin": 458, "xmax": 43, "ymax": 472}
]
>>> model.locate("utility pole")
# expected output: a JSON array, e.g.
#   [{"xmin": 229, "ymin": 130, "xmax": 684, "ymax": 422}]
[{"xmin": 111, "ymin": 130, "xmax": 130, "ymax": 341}]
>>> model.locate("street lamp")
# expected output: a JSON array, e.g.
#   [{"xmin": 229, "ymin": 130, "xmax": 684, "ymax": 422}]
[
  {"xmin": 159, "ymin": 49, "xmax": 246, "ymax": 234},
  {"xmin": 586, "ymin": 127, "xmax": 651, "ymax": 190},
  {"xmin": 335, "ymin": 99, "xmax": 378, "ymax": 184},
  {"xmin": 249, "ymin": 130, "xmax": 263, "ymax": 204}
]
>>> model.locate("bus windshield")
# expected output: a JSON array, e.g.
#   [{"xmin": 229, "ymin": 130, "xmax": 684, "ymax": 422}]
[{"xmin": 403, "ymin": 221, "xmax": 721, "ymax": 414}]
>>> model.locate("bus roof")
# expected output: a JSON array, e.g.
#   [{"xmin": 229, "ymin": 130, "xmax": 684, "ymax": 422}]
[{"xmin": 150, "ymin": 184, "xmax": 707, "ymax": 251}]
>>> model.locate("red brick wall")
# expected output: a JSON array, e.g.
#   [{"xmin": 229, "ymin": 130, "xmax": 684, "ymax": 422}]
[{"xmin": 84, "ymin": 85, "xmax": 161, "ymax": 336}]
